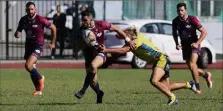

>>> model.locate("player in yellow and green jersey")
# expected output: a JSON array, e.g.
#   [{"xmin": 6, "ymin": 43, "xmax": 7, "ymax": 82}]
[{"xmin": 100, "ymin": 27, "xmax": 197, "ymax": 105}]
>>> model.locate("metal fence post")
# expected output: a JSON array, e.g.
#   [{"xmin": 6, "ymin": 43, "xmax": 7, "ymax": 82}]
[{"xmin": 5, "ymin": 1, "xmax": 9, "ymax": 60}]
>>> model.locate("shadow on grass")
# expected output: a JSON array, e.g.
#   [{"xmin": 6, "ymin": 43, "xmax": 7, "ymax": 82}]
[{"xmin": 0, "ymin": 102, "xmax": 79, "ymax": 106}]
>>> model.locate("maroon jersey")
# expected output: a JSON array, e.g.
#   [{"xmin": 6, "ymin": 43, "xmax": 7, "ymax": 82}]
[
  {"xmin": 90, "ymin": 21, "xmax": 112, "ymax": 45},
  {"xmin": 172, "ymin": 16, "xmax": 202, "ymax": 43},
  {"xmin": 16, "ymin": 14, "xmax": 52, "ymax": 45}
]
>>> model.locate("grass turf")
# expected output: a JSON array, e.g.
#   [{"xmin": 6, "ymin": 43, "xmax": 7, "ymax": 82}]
[{"xmin": 0, "ymin": 69, "xmax": 222, "ymax": 111}]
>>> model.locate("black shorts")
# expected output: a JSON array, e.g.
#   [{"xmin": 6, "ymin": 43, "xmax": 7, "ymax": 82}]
[
  {"xmin": 83, "ymin": 47, "xmax": 107, "ymax": 68},
  {"xmin": 24, "ymin": 44, "xmax": 43, "ymax": 60},
  {"xmin": 182, "ymin": 44, "xmax": 201, "ymax": 61}
]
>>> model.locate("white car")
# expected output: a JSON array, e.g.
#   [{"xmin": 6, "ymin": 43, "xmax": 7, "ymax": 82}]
[{"xmin": 102, "ymin": 19, "xmax": 216, "ymax": 69}]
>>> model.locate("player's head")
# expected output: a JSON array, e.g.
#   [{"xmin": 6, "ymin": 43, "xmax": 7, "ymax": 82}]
[
  {"xmin": 81, "ymin": 11, "xmax": 94, "ymax": 28},
  {"xmin": 26, "ymin": 2, "xmax": 36, "ymax": 18},
  {"xmin": 177, "ymin": 3, "xmax": 187, "ymax": 18},
  {"xmin": 56, "ymin": 5, "xmax": 61, "ymax": 13},
  {"xmin": 80, "ymin": 5, "xmax": 87, "ymax": 12},
  {"xmin": 124, "ymin": 26, "xmax": 138, "ymax": 40}
]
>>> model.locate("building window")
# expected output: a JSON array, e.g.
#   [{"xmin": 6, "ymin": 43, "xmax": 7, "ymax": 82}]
[
  {"xmin": 214, "ymin": 1, "xmax": 223, "ymax": 16},
  {"xmin": 201, "ymin": 0, "xmax": 210, "ymax": 16}
]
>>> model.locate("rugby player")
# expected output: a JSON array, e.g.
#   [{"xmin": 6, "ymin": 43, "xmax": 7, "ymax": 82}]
[
  {"xmin": 100, "ymin": 27, "xmax": 197, "ymax": 105},
  {"xmin": 172, "ymin": 3, "xmax": 212, "ymax": 94},
  {"xmin": 74, "ymin": 11, "xmax": 135, "ymax": 104},
  {"xmin": 14, "ymin": 2, "xmax": 56, "ymax": 95}
]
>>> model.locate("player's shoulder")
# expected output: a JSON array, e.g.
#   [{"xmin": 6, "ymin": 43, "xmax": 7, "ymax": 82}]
[
  {"xmin": 188, "ymin": 15, "xmax": 197, "ymax": 19},
  {"xmin": 35, "ymin": 14, "xmax": 47, "ymax": 21},
  {"xmin": 172, "ymin": 16, "xmax": 180, "ymax": 22},
  {"xmin": 20, "ymin": 15, "xmax": 28, "ymax": 21},
  {"xmin": 95, "ymin": 20, "xmax": 109, "ymax": 25}
]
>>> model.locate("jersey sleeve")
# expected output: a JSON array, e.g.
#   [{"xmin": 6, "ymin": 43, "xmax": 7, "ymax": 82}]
[
  {"xmin": 40, "ymin": 16, "xmax": 52, "ymax": 28},
  {"xmin": 16, "ymin": 17, "xmax": 24, "ymax": 32},
  {"xmin": 101, "ymin": 21, "xmax": 112, "ymax": 30},
  {"xmin": 172, "ymin": 19, "xmax": 178, "ymax": 35},
  {"xmin": 191, "ymin": 16, "xmax": 202, "ymax": 29}
]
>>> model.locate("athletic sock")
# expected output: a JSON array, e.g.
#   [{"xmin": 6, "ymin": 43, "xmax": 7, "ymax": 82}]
[
  {"xmin": 30, "ymin": 73, "xmax": 39, "ymax": 89},
  {"xmin": 202, "ymin": 72, "xmax": 209, "ymax": 79},
  {"xmin": 195, "ymin": 83, "xmax": 200, "ymax": 90},
  {"xmin": 91, "ymin": 83, "xmax": 101, "ymax": 94},
  {"xmin": 30, "ymin": 68, "xmax": 42, "ymax": 80},
  {"xmin": 80, "ymin": 72, "xmax": 95, "ymax": 94}
]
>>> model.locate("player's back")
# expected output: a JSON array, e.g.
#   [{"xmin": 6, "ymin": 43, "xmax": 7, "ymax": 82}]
[{"xmin": 132, "ymin": 33, "xmax": 165, "ymax": 63}]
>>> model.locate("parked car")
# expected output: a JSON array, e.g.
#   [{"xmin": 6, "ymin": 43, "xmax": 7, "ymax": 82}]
[{"xmin": 102, "ymin": 19, "xmax": 216, "ymax": 69}]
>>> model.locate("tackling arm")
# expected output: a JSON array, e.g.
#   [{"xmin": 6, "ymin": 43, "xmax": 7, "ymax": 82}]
[{"xmin": 103, "ymin": 45, "xmax": 131, "ymax": 54}]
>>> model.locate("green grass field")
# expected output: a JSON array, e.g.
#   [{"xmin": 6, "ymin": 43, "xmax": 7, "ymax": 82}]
[{"xmin": 0, "ymin": 69, "xmax": 222, "ymax": 111}]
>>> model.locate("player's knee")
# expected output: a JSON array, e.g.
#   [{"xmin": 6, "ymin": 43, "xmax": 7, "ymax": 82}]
[
  {"xmin": 189, "ymin": 61, "xmax": 197, "ymax": 69},
  {"xmin": 25, "ymin": 62, "xmax": 33, "ymax": 71},
  {"xmin": 91, "ymin": 80, "xmax": 97, "ymax": 86},
  {"xmin": 90, "ymin": 63, "xmax": 98, "ymax": 73},
  {"xmin": 150, "ymin": 79, "xmax": 158, "ymax": 86}
]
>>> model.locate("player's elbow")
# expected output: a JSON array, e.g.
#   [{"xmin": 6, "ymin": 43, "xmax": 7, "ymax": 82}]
[
  {"xmin": 202, "ymin": 30, "xmax": 207, "ymax": 37},
  {"xmin": 50, "ymin": 24, "xmax": 56, "ymax": 32}
]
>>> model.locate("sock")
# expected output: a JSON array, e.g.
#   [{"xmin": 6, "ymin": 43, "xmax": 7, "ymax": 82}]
[
  {"xmin": 170, "ymin": 93, "xmax": 176, "ymax": 100},
  {"xmin": 195, "ymin": 83, "xmax": 200, "ymax": 90},
  {"xmin": 30, "ymin": 68, "xmax": 42, "ymax": 80},
  {"xmin": 30, "ymin": 73, "xmax": 39, "ymax": 89},
  {"xmin": 185, "ymin": 81, "xmax": 191, "ymax": 89},
  {"xmin": 80, "ymin": 72, "xmax": 95, "ymax": 94},
  {"xmin": 202, "ymin": 72, "xmax": 209, "ymax": 79},
  {"xmin": 91, "ymin": 83, "xmax": 101, "ymax": 94}
]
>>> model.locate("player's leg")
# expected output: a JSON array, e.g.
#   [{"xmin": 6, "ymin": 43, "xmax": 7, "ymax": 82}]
[
  {"xmin": 79, "ymin": 55, "xmax": 104, "ymax": 93},
  {"xmin": 187, "ymin": 52, "xmax": 201, "ymax": 94},
  {"xmin": 31, "ymin": 62, "xmax": 38, "ymax": 90},
  {"xmin": 150, "ymin": 67, "xmax": 177, "ymax": 105},
  {"xmin": 75, "ymin": 53, "xmax": 105, "ymax": 103},
  {"xmin": 161, "ymin": 78, "xmax": 196, "ymax": 92},
  {"xmin": 25, "ymin": 46, "xmax": 44, "ymax": 95},
  {"xmin": 197, "ymin": 68, "xmax": 212, "ymax": 88},
  {"xmin": 25, "ymin": 55, "xmax": 44, "ymax": 95}
]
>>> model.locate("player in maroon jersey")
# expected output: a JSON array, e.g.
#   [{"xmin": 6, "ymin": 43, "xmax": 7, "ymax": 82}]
[
  {"xmin": 172, "ymin": 3, "xmax": 212, "ymax": 94},
  {"xmin": 74, "ymin": 11, "xmax": 135, "ymax": 104},
  {"xmin": 14, "ymin": 2, "xmax": 56, "ymax": 95}
]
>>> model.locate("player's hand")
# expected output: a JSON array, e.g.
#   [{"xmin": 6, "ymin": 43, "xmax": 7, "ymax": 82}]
[
  {"xmin": 127, "ymin": 40, "xmax": 136, "ymax": 50},
  {"xmin": 99, "ymin": 44, "xmax": 106, "ymax": 52},
  {"xmin": 48, "ymin": 44, "xmax": 55, "ymax": 50},
  {"xmin": 176, "ymin": 44, "xmax": 182, "ymax": 50},
  {"xmin": 14, "ymin": 31, "xmax": 21, "ymax": 38},
  {"xmin": 191, "ymin": 43, "xmax": 199, "ymax": 49}
]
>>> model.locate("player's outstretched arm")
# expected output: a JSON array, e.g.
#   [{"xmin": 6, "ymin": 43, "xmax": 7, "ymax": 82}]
[
  {"xmin": 110, "ymin": 25, "xmax": 135, "ymax": 49},
  {"xmin": 100, "ymin": 44, "xmax": 131, "ymax": 54},
  {"xmin": 49, "ymin": 24, "xmax": 57, "ymax": 50}
]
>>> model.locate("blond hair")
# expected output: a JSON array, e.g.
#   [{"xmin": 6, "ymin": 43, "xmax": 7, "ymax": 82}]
[{"xmin": 124, "ymin": 26, "xmax": 138, "ymax": 39}]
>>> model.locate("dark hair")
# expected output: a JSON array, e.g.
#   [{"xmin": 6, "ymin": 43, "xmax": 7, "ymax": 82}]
[
  {"xmin": 177, "ymin": 3, "xmax": 187, "ymax": 9},
  {"xmin": 81, "ymin": 11, "xmax": 92, "ymax": 17},
  {"xmin": 26, "ymin": 2, "xmax": 35, "ymax": 8},
  {"xmin": 56, "ymin": 5, "xmax": 60, "ymax": 9}
]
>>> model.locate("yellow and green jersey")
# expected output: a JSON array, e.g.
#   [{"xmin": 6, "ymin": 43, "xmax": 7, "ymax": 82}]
[{"xmin": 131, "ymin": 33, "xmax": 166, "ymax": 64}]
